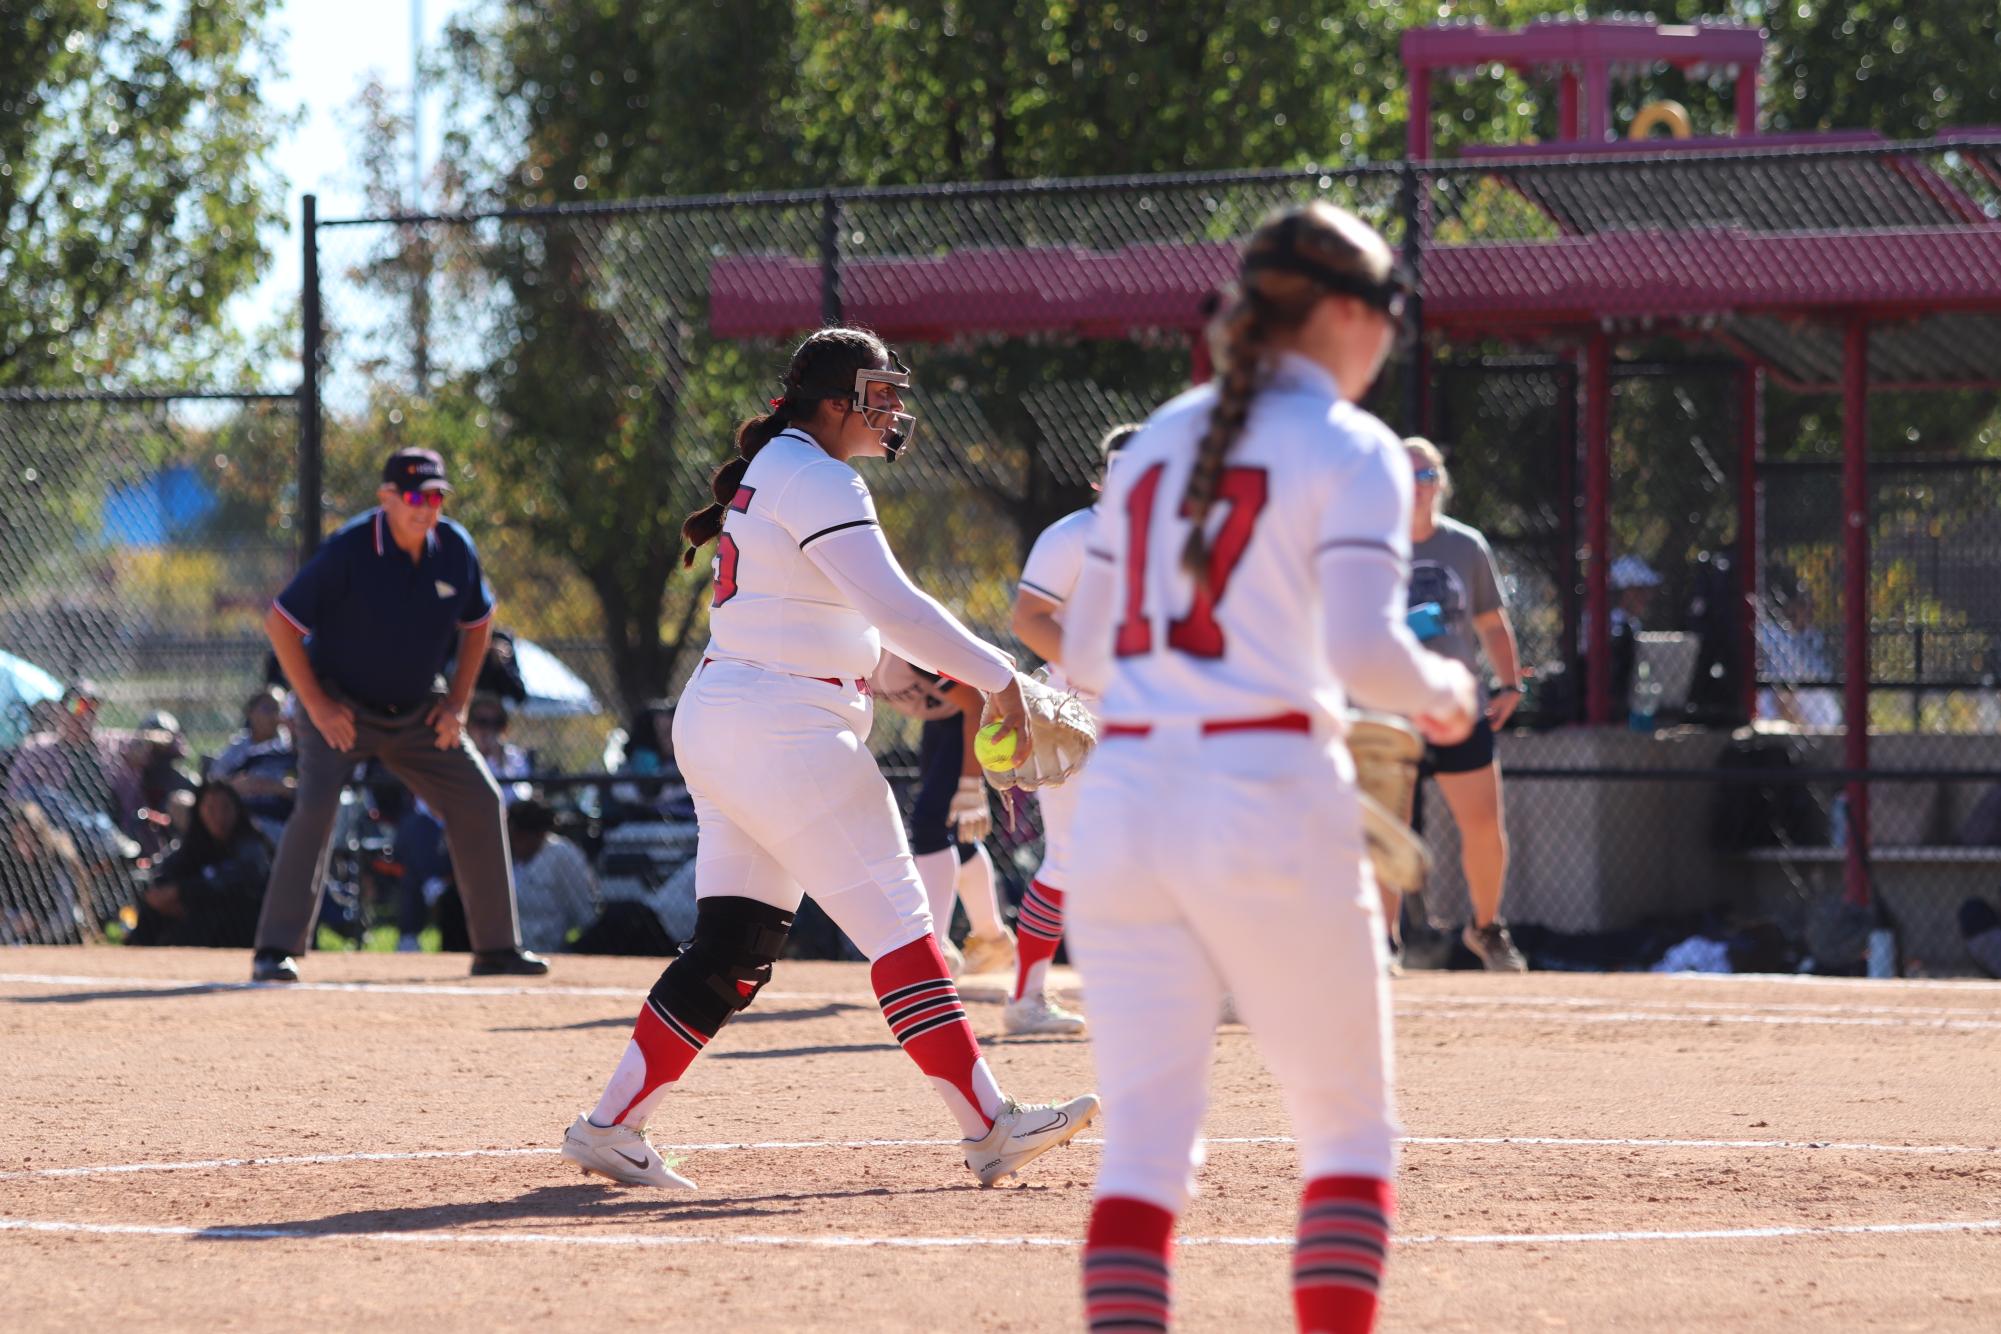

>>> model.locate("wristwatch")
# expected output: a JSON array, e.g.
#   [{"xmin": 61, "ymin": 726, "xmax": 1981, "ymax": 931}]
[{"xmin": 1492, "ymin": 683, "xmax": 1522, "ymax": 697}]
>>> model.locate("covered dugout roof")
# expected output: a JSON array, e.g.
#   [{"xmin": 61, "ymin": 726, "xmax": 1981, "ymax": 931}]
[{"xmin": 708, "ymin": 135, "xmax": 2001, "ymax": 392}]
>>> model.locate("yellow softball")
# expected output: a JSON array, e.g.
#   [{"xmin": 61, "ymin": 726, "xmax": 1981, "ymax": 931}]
[{"xmin": 973, "ymin": 720, "xmax": 1022, "ymax": 770}]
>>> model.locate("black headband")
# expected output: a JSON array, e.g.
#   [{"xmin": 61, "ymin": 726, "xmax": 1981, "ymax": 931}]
[{"xmin": 1241, "ymin": 252, "xmax": 1410, "ymax": 315}]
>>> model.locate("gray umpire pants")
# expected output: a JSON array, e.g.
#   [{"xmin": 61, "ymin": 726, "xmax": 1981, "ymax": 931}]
[{"xmin": 253, "ymin": 696, "xmax": 522, "ymax": 956}]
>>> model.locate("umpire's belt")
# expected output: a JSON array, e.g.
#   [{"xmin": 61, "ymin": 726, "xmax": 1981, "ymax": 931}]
[{"xmin": 1102, "ymin": 711, "xmax": 1313, "ymax": 739}]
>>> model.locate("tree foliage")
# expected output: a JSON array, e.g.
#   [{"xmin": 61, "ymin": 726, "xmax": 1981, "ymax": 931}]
[
  {"xmin": 0, "ymin": 0, "xmax": 286, "ymax": 386},
  {"xmin": 423, "ymin": 0, "xmax": 2001, "ymax": 713}
]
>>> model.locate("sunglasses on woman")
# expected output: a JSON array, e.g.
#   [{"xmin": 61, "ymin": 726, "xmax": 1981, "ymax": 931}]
[{"xmin": 1413, "ymin": 468, "xmax": 1441, "ymax": 484}]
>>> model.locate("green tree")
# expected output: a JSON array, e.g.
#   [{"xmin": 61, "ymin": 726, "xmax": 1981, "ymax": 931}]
[{"xmin": 0, "ymin": 0, "xmax": 286, "ymax": 386}]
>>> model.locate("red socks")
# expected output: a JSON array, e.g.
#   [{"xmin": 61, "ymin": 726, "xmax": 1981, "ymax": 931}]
[
  {"xmin": 1293, "ymin": 1175, "xmax": 1393, "ymax": 1333},
  {"xmin": 607, "ymin": 998, "xmax": 710, "ymax": 1125},
  {"xmin": 872, "ymin": 936, "xmax": 988, "ymax": 1124},
  {"xmin": 1084, "ymin": 1196, "xmax": 1175, "ymax": 1332},
  {"xmin": 1013, "ymin": 879, "xmax": 1066, "ymax": 1001}
]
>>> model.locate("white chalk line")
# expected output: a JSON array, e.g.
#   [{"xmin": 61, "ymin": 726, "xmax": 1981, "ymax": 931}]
[
  {"xmin": 4, "ymin": 1214, "xmax": 1999, "ymax": 1251},
  {"xmin": 6, "ymin": 1134, "xmax": 1996, "ymax": 1183},
  {"xmin": 0, "ymin": 973, "xmax": 864, "ymax": 1004},
  {"xmin": 1399, "ymin": 1005, "xmax": 2001, "ymax": 1032},
  {"xmin": 7, "ymin": 972, "xmax": 2001, "ymax": 1030},
  {"xmin": 1405, "ymin": 993, "xmax": 2001, "ymax": 1020}
]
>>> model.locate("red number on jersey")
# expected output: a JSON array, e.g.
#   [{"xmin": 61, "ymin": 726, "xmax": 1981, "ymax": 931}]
[
  {"xmin": 1112, "ymin": 462, "xmax": 1167, "ymax": 656},
  {"xmin": 713, "ymin": 532, "xmax": 741, "ymax": 607},
  {"xmin": 1112, "ymin": 462, "xmax": 1271, "ymax": 659},
  {"xmin": 1167, "ymin": 466, "xmax": 1269, "ymax": 658}
]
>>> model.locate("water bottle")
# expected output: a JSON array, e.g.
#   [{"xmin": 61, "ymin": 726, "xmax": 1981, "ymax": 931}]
[{"xmin": 1627, "ymin": 663, "xmax": 1658, "ymax": 733}]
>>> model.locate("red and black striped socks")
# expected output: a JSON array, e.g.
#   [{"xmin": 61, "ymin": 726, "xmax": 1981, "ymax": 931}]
[
  {"xmin": 1083, "ymin": 1196, "xmax": 1174, "ymax": 1332},
  {"xmin": 1013, "ymin": 879, "xmax": 1066, "ymax": 1001},
  {"xmin": 589, "ymin": 998, "xmax": 710, "ymax": 1128},
  {"xmin": 1293, "ymin": 1175, "xmax": 1393, "ymax": 1333},
  {"xmin": 872, "ymin": 935, "xmax": 1001, "ymax": 1137}
]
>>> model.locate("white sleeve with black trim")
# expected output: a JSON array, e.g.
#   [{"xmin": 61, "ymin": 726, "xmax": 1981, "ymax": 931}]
[
  {"xmin": 779, "ymin": 456, "xmax": 880, "ymax": 551},
  {"xmin": 802, "ymin": 525, "xmax": 1015, "ymax": 693},
  {"xmin": 1018, "ymin": 509, "xmax": 1092, "ymax": 607},
  {"xmin": 1315, "ymin": 436, "xmax": 1461, "ymax": 716}
]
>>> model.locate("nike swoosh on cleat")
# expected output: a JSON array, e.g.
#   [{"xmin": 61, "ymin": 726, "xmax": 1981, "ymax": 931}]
[
  {"xmin": 1022, "ymin": 1112, "xmax": 1069, "ymax": 1137},
  {"xmin": 611, "ymin": 1149, "xmax": 651, "ymax": 1170}
]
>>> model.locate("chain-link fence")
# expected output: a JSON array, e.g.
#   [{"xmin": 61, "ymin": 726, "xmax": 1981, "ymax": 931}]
[
  {"xmin": 0, "ymin": 389, "xmax": 300, "ymax": 943},
  {"xmin": 7, "ymin": 138, "xmax": 2001, "ymax": 970}
]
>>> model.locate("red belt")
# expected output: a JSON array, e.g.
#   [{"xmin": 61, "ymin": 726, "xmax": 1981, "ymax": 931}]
[
  {"xmin": 1102, "ymin": 711, "xmax": 1313, "ymax": 739},
  {"xmin": 703, "ymin": 657, "xmax": 869, "ymax": 693}
]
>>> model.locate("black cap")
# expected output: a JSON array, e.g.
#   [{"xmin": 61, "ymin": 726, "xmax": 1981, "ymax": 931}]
[{"xmin": 383, "ymin": 448, "xmax": 452, "ymax": 493}]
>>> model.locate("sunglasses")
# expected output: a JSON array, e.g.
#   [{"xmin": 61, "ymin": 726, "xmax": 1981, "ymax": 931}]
[
  {"xmin": 399, "ymin": 489, "xmax": 447, "ymax": 509},
  {"xmin": 1413, "ymin": 468, "xmax": 1441, "ymax": 484}
]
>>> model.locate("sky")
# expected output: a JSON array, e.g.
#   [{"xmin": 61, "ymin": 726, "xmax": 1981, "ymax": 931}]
[{"xmin": 230, "ymin": 0, "xmax": 473, "ymax": 371}]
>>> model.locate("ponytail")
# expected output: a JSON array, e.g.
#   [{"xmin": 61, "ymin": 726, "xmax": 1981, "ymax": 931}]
[
  {"xmin": 1180, "ymin": 199, "xmax": 1395, "ymax": 582},
  {"xmin": 1180, "ymin": 295, "xmax": 1271, "ymax": 581},
  {"xmin": 679, "ymin": 405, "xmax": 793, "ymax": 567}
]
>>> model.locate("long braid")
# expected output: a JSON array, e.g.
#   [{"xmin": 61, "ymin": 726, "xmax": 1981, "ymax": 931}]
[
  {"xmin": 679, "ymin": 404, "xmax": 790, "ymax": 567},
  {"xmin": 1180, "ymin": 201, "xmax": 1397, "ymax": 581},
  {"xmin": 1180, "ymin": 297, "xmax": 1272, "ymax": 581}
]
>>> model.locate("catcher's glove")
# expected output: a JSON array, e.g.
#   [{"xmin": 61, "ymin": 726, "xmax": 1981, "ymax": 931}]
[
  {"xmin": 981, "ymin": 669, "xmax": 1098, "ymax": 793},
  {"xmin": 1345, "ymin": 711, "xmax": 1432, "ymax": 896}
]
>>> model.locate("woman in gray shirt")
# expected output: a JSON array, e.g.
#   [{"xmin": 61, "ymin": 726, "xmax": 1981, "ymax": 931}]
[{"xmin": 1402, "ymin": 437, "xmax": 1527, "ymax": 972}]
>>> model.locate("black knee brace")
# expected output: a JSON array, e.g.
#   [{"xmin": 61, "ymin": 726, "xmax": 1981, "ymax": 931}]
[{"xmin": 649, "ymin": 896, "xmax": 795, "ymax": 1037}]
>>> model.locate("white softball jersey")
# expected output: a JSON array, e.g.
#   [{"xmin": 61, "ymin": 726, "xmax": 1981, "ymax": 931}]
[
  {"xmin": 704, "ymin": 429, "xmax": 1011, "ymax": 692},
  {"xmin": 1062, "ymin": 352, "xmax": 1461, "ymax": 728},
  {"xmin": 1017, "ymin": 505, "xmax": 1097, "ymax": 697}
]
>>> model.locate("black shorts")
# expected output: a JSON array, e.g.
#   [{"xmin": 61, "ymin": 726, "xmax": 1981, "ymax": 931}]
[
  {"xmin": 1422, "ymin": 715, "xmax": 1496, "ymax": 777},
  {"xmin": 909, "ymin": 714, "xmax": 974, "ymax": 857}
]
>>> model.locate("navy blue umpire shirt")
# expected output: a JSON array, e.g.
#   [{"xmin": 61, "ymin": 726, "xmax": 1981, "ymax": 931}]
[{"xmin": 273, "ymin": 509, "xmax": 496, "ymax": 712}]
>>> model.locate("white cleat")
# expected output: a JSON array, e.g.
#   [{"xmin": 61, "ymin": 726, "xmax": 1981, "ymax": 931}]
[
  {"xmin": 560, "ymin": 1114, "xmax": 696, "ymax": 1189},
  {"xmin": 1002, "ymin": 995, "xmax": 1087, "ymax": 1036},
  {"xmin": 960, "ymin": 929, "xmax": 1017, "ymax": 977},
  {"xmin": 963, "ymin": 1093, "xmax": 1100, "ymax": 1187},
  {"xmin": 941, "ymin": 937, "xmax": 966, "ymax": 978}
]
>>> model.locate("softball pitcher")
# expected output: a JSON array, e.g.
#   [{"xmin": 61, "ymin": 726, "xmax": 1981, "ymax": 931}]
[
  {"xmin": 561, "ymin": 327, "xmax": 1096, "ymax": 1190},
  {"xmin": 1003, "ymin": 422, "xmax": 1141, "ymax": 1036},
  {"xmin": 1059, "ymin": 204, "xmax": 1477, "ymax": 1333}
]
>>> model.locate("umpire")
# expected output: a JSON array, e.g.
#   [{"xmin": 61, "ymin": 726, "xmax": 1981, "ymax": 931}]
[{"xmin": 249, "ymin": 448, "xmax": 548, "ymax": 983}]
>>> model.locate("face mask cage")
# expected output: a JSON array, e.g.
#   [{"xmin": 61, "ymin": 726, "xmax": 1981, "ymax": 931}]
[{"xmin": 852, "ymin": 356, "xmax": 915, "ymax": 458}]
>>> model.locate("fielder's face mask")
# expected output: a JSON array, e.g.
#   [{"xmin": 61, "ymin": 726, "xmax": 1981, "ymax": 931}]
[{"xmin": 852, "ymin": 351, "xmax": 916, "ymax": 459}]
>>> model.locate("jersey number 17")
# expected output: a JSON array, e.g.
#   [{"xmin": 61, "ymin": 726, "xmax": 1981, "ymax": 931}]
[{"xmin": 1113, "ymin": 462, "xmax": 1270, "ymax": 659}]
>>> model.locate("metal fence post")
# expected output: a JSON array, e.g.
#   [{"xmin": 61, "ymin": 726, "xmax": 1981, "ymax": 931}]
[
  {"xmin": 819, "ymin": 191, "xmax": 843, "ymax": 327},
  {"xmin": 1400, "ymin": 160, "xmax": 1427, "ymax": 436},
  {"xmin": 299, "ymin": 193, "xmax": 324, "ymax": 567}
]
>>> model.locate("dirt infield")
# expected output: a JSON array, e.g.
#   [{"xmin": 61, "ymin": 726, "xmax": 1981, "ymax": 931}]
[{"xmin": 3, "ymin": 949, "xmax": 1999, "ymax": 1332}]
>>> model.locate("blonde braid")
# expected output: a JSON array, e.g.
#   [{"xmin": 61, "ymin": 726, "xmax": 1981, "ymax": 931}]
[{"xmin": 1180, "ymin": 298, "xmax": 1271, "ymax": 582}]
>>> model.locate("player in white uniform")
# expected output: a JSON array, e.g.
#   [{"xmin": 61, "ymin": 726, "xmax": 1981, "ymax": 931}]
[
  {"xmin": 1059, "ymin": 205, "xmax": 1477, "ymax": 1333},
  {"xmin": 1004, "ymin": 423, "xmax": 1141, "ymax": 1036},
  {"xmin": 560, "ymin": 327, "xmax": 1097, "ymax": 1190}
]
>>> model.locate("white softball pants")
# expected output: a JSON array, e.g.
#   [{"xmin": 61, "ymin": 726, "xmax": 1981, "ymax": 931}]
[
  {"xmin": 1066, "ymin": 724, "xmax": 1398, "ymax": 1213},
  {"xmin": 1032, "ymin": 771, "xmax": 1081, "ymax": 890},
  {"xmin": 671, "ymin": 659, "xmax": 934, "ymax": 961}
]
